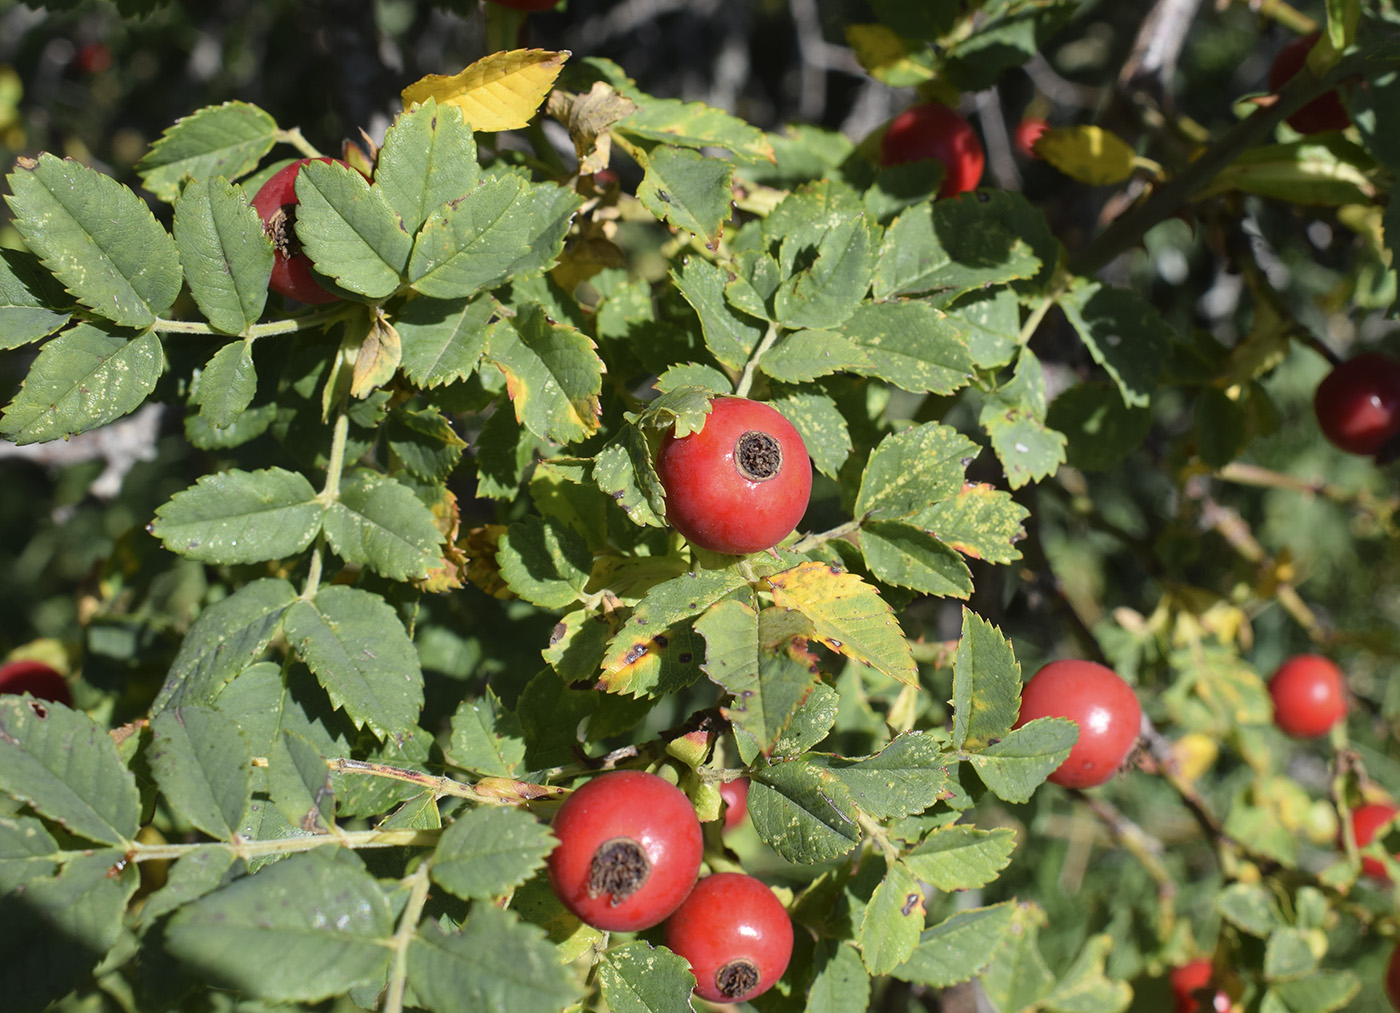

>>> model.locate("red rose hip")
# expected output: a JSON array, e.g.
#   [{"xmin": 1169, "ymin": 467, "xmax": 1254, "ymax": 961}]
[
  {"xmin": 664, "ymin": 872, "xmax": 793, "ymax": 1004},
  {"xmin": 879, "ymin": 102, "xmax": 985, "ymax": 197},
  {"xmin": 0, "ymin": 659, "xmax": 71, "ymax": 706},
  {"xmin": 655, "ymin": 397, "xmax": 812, "ymax": 555},
  {"xmin": 1014, "ymin": 659, "xmax": 1141, "ymax": 788},
  {"xmin": 1268, "ymin": 653, "xmax": 1347, "ymax": 738},
  {"xmin": 1350, "ymin": 802, "xmax": 1399, "ymax": 881},
  {"xmin": 719, "ymin": 777, "xmax": 749, "ymax": 832},
  {"xmin": 1014, "ymin": 117, "xmax": 1049, "ymax": 159},
  {"xmin": 1313, "ymin": 352, "xmax": 1400, "ymax": 456},
  {"xmin": 251, "ymin": 157, "xmax": 347, "ymax": 305},
  {"xmin": 1268, "ymin": 32, "xmax": 1351, "ymax": 135},
  {"xmin": 546, "ymin": 770, "xmax": 703, "ymax": 932},
  {"xmin": 1170, "ymin": 960, "xmax": 1230, "ymax": 1013}
]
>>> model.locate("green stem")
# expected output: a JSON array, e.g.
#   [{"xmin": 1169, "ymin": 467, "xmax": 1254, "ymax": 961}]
[
  {"xmin": 127, "ymin": 826, "xmax": 441, "ymax": 864},
  {"xmin": 383, "ymin": 861, "xmax": 434, "ymax": 1013},
  {"xmin": 151, "ymin": 306, "xmax": 349, "ymax": 339},
  {"xmin": 735, "ymin": 323, "xmax": 781, "ymax": 399},
  {"xmin": 320, "ymin": 411, "xmax": 352, "ymax": 502},
  {"xmin": 276, "ymin": 127, "xmax": 324, "ymax": 161},
  {"xmin": 789, "ymin": 518, "xmax": 861, "ymax": 553},
  {"xmin": 1069, "ymin": 50, "xmax": 1377, "ymax": 277}
]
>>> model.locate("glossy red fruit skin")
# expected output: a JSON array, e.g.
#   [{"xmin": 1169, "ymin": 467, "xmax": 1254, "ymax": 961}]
[
  {"xmin": 1313, "ymin": 352, "xmax": 1400, "ymax": 456},
  {"xmin": 546, "ymin": 770, "xmax": 703, "ymax": 932},
  {"xmin": 655, "ymin": 397, "xmax": 812, "ymax": 556},
  {"xmin": 1350, "ymin": 802, "xmax": 1399, "ymax": 881},
  {"xmin": 1013, "ymin": 659, "xmax": 1141, "ymax": 789},
  {"xmin": 250, "ymin": 157, "xmax": 345, "ymax": 305},
  {"xmin": 664, "ymin": 872, "xmax": 793, "ymax": 1004},
  {"xmin": 879, "ymin": 102, "xmax": 985, "ymax": 197},
  {"xmin": 719, "ymin": 778, "xmax": 749, "ymax": 832},
  {"xmin": 1268, "ymin": 654, "xmax": 1348, "ymax": 738},
  {"xmin": 1170, "ymin": 960, "xmax": 1230, "ymax": 1013},
  {"xmin": 0, "ymin": 659, "xmax": 71, "ymax": 706},
  {"xmin": 1387, "ymin": 941, "xmax": 1400, "ymax": 1010},
  {"xmin": 1268, "ymin": 33, "xmax": 1351, "ymax": 135},
  {"xmin": 1014, "ymin": 117, "xmax": 1049, "ymax": 159}
]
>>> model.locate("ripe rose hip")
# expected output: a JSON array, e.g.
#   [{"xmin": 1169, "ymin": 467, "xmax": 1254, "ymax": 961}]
[
  {"xmin": 0, "ymin": 659, "xmax": 71, "ymax": 706},
  {"xmin": 1014, "ymin": 659, "xmax": 1141, "ymax": 789},
  {"xmin": 719, "ymin": 777, "xmax": 749, "ymax": 832},
  {"xmin": 1350, "ymin": 802, "xmax": 1399, "ymax": 881},
  {"xmin": 1268, "ymin": 653, "xmax": 1348, "ymax": 738},
  {"xmin": 655, "ymin": 397, "xmax": 812, "ymax": 556},
  {"xmin": 251, "ymin": 157, "xmax": 347, "ymax": 305},
  {"xmin": 1014, "ymin": 117, "xmax": 1049, "ymax": 159},
  {"xmin": 1170, "ymin": 960, "xmax": 1230, "ymax": 1013},
  {"xmin": 1268, "ymin": 32, "xmax": 1351, "ymax": 135},
  {"xmin": 546, "ymin": 770, "xmax": 703, "ymax": 932},
  {"xmin": 664, "ymin": 872, "xmax": 793, "ymax": 1004},
  {"xmin": 879, "ymin": 102, "xmax": 985, "ymax": 198},
  {"xmin": 1312, "ymin": 352, "xmax": 1400, "ymax": 456}
]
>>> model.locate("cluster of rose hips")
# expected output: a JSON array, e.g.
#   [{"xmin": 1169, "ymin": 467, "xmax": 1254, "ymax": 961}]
[{"xmin": 545, "ymin": 769, "xmax": 791, "ymax": 1004}]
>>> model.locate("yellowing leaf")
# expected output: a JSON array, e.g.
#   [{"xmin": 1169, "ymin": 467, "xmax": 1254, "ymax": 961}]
[
  {"xmin": 1037, "ymin": 125, "xmax": 1136, "ymax": 186},
  {"xmin": 401, "ymin": 49, "xmax": 570, "ymax": 133},
  {"xmin": 763, "ymin": 562, "xmax": 916, "ymax": 685},
  {"xmin": 844, "ymin": 24, "xmax": 934, "ymax": 88}
]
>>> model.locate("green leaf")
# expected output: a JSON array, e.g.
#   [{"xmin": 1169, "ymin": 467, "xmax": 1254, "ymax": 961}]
[
  {"xmin": 946, "ymin": 286, "xmax": 1020, "ymax": 368},
  {"xmin": 827, "ymin": 733, "xmax": 949, "ymax": 819},
  {"xmin": 487, "ymin": 302, "xmax": 604, "ymax": 446},
  {"xmin": 148, "ymin": 706, "xmax": 252, "ymax": 841},
  {"xmin": 903, "ymin": 825, "xmax": 1017, "ymax": 891},
  {"xmin": 396, "ymin": 293, "xmax": 495, "ymax": 388},
  {"xmin": 858, "ymin": 860, "xmax": 926, "ymax": 976},
  {"xmin": 749, "ymin": 754, "xmax": 862, "ymax": 863},
  {"xmin": 0, "ymin": 815, "xmax": 57, "ymax": 891},
  {"xmin": 477, "ymin": 399, "xmax": 549, "ymax": 499},
  {"xmin": 0, "ymin": 697, "xmax": 141, "ymax": 846},
  {"xmin": 1264, "ymin": 927, "xmax": 1320, "ymax": 980},
  {"xmin": 773, "ymin": 213, "xmax": 876, "ymax": 331},
  {"xmin": 963, "ymin": 718, "xmax": 1078, "ymax": 804},
  {"xmin": 385, "ymin": 405, "xmax": 467, "ymax": 481},
  {"xmin": 1267, "ymin": 970, "xmax": 1360, "ymax": 1012},
  {"xmin": 1216, "ymin": 882, "xmax": 1285, "ymax": 937},
  {"xmin": 0, "ymin": 323, "xmax": 163, "ymax": 445},
  {"xmin": 136, "ymin": 100, "xmax": 279, "ymax": 202},
  {"xmin": 919, "ymin": 483, "xmax": 1029, "ymax": 565},
  {"xmin": 517, "ymin": 669, "xmax": 600, "ymax": 769},
  {"xmin": 874, "ymin": 191, "xmax": 1043, "ymax": 299},
  {"xmin": 979, "ymin": 346, "xmax": 1067, "ymax": 489},
  {"xmin": 1043, "ymin": 934, "xmax": 1134, "ymax": 1013},
  {"xmin": 1047, "ymin": 381, "xmax": 1153, "ymax": 473},
  {"xmin": 295, "ymin": 158, "xmax": 413, "ymax": 298},
  {"xmin": 593, "ymin": 429, "xmax": 666, "ymax": 528},
  {"xmin": 407, "ymin": 904, "xmax": 578, "ymax": 1013},
  {"xmin": 134, "ymin": 844, "xmax": 238, "ymax": 928},
  {"xmin": 408, "ymin": 173, "xmax": 582, "ymax": 298},
  {"xmin": 598, "ymin": 940, "xmax": 698, "ymax": 1013},
  {"xmin": 0, "ymin": 248, "xmax": 71, "ymax": 349},
  {"xmin": 807, "ymin": 940, "xmax": 873, "ymax": 1013},
  {"xmin": 433, "ymin": 806, "xmax": 555, "ymax": 900},
  {"xmin": 855, "ymin": 421, "xmax": 980, "ymax": 524},
  {"xmin": 166, "ymin": 851, "xmax": 393, "ymax": 1002},
  {"xmin": 837, "ymin": 300, "xmax": 976, "ymax": 394},
  {"xmin": 192, "ymin": 339, "xmax": 258, "ymax": 430},
  {"xmin": 764, "ymin": 561, "xmax": 917, "ymax": 686},
  {"xmin": 266, "ymin": 729, "xmax": 336, "ymax": 833},
  {"xmin": 1059, "ymin": 279, "xmax": 1172, "ymax": 409},
  {"xmin": 375, "ymin": 97, "xmax": 480, "ymax": 236},
  {"xmin": 0, "ymin": 851, "xmax": 138, "ymax": 1013},
  {"xmin": 153, "ymin": 577, "xmax": 298, "ymax": 711},
  {"xmin": 861, "ymin": 521, "xmax": 973, "ymax": 598},
  {"xmin": 952, "ymin": 608, "xmax": 1022, "ymax": 752},
  {"xmin": 172, "ymin": 175, "xmax": 272, "ymax": 333},
  {"xmin": 895, "ymin": 902, "xmax": 1017, "ymax": 988},
  {"xmin": 762, "ymin": 329, "xmax": 870, "ymax": 384},
  {"xmin": 635, "ymin": 144, "xmax": 733, "ymax": 247},
  {"xmin": 150, "ymin": 467, "xmax": 323, "ymax": 565},
  {"xmin": 1194, "ymin": 136, "xmax": 1379, "ymax": 206},
  {"xmin": 770, "ymin": 391, "xmax": 851, "ymax": 479},
  {"xmin": 6, "ymin": 153, "xmax": 181, "ymax": 327},
  {"xmin": 671, "ymin": 256, "xmax": 764, "ymax": 371},
  {"xmin": 607, "ymin": 73, "xmax": 774, "ymax": 161},
  {"xmin": 499, "ymin": 514, "xmax": 593, "ymax": 608},
  {"xmin": 324, "ymin": 469, "xmax": 443, "ymax": 581},
  {"xmin": 283, "ymin": 585, "xmax": 424, "ymax": 738}
]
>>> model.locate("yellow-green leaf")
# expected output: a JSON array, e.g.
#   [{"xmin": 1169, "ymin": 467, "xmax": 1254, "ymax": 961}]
[
  {"xmin": 1037, "ymin": 125, "xmax": 1136, "ymax": 186},
  {"xmin": 763, "ymin": 562, "xmax": 916, "ymax": 685},
  {"xmin": 401, "ymin": 49, "xmax": 570, "ymax": 132}
]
